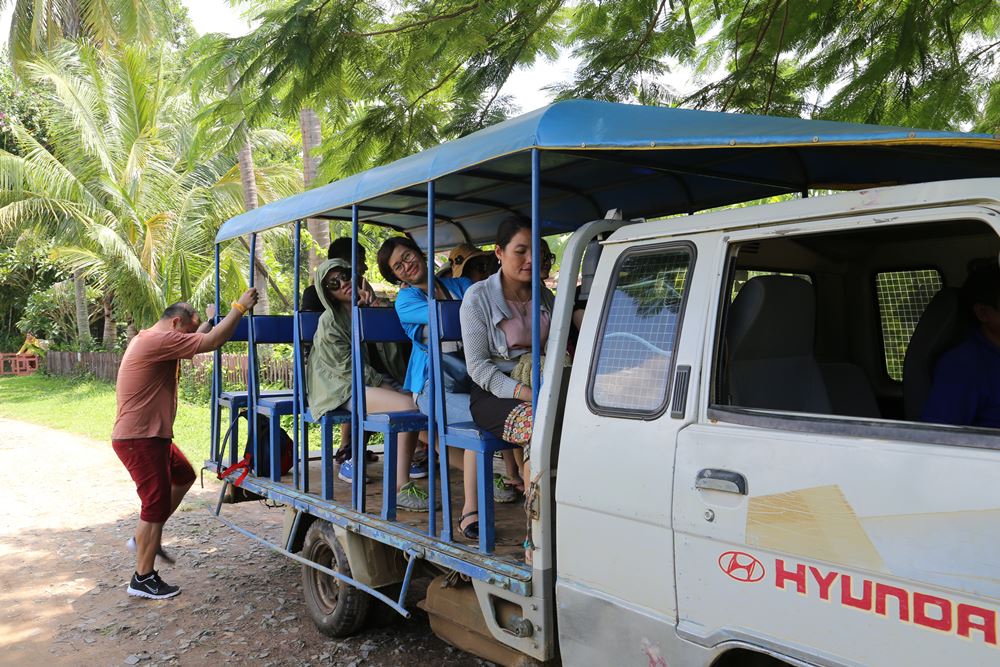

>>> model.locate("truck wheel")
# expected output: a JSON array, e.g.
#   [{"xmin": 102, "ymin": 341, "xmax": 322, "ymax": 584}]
[{"xmin": 301, "ymin": 520, "xmax": 371, "ymax": 637}]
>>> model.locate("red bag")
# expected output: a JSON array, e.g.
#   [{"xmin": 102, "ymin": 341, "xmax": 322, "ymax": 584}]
[{"xmin": 219, "ymin": 411, "xmax": 293, "ymax": 486}]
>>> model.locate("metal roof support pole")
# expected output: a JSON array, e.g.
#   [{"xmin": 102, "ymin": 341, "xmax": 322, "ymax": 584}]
[
  {"xmin": 247, "ymin": 233, "xmax": 259, "ymax": 479},
  {"xmin": 427, "ymin": 181, "xmax": 443, "ymax": 540},
  {"xmin": 531, "ymin": 149, "xmax": 541, "ymax": 410},
  {"xmin": 210, "ymin": 244, "xmax": 221, "ymax": 464},
  {"xmin": 351, "ymin": 205, "xmax": 362, "ymax": 510},
  {"xmin": 292, "ymin": 221, "xmax": 301, "ymax": 491}
]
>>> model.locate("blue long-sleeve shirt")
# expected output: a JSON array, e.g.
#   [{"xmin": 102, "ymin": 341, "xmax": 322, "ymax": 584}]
[
  {"xmin": 394, "ymin": 277, "xmax": 472, "ymax": 394},
  {"xmin": 921, "ymin": 330, "xmax": 1000, "ymax": 428}
]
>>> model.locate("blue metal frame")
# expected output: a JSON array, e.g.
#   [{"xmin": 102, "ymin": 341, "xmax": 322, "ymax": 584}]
[
  {"xmin": 431, "ymin": 300, "xmax": 517, "ymax": 552},
  {"xmin": 212, "ymin": 483, "xmax": 414, "ymax": 618},
  {"xmin": 210, "ymin": 243, "xmax": 221, "ymax": 463},
  {"xmin": 531, "ymin": 148, "xmax": 541, "ymax": 411},
  {"xmin": 211, "ymin": 460, "xmax": 529, "ymax": 596},
  {"xmin": 350, "ymin": 204, "xmax": 361, "ymax": 510},
  {"xmin": 292, "ymin": 220, "xmax": 302, "ymax": 490},
  {"xmin": 352, "ymin": 307, "xmax": 428, "ymax": 519},
  {"xmin": 426, "ymin": 182, "xmax": 442, "ymax": 539},
  {"xmin": 247, "ymin": 233, "xmax": 259, "ymax": 476}
]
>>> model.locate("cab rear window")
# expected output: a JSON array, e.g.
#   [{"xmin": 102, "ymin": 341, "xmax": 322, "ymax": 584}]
[
  {"xmin": 876, "ymin": 269, "xmax": 943, "ymax": 381},
  {"xmin": 587, "ymin": 245, "xmax": 693, "ymax": 417}
]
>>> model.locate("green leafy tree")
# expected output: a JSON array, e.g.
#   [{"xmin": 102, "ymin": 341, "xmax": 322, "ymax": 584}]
[
  {"xmin": 207, "ymin": 0, "xmax": 1000, "ymax": 180},
  {"xmin": 674, "ymin": 0, "xmax": 1000, "ymax": 131},
  {"xmin": 0, "ymin": 233, "xmax": 66, "ymax": 349},
  {"xmin": 0, "ymin": 43, "xmax": 301, "ymax": 348},
  {"xmin": 0, "ymin": 0, "xmax": 177, "ymax": 66},
  {"xmin": 0, "ymin": 52, "xmax": 51, "ymax": 154}
]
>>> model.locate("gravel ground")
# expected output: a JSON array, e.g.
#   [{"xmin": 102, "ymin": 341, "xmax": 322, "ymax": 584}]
[{"xmin": 0, "ymin": 417, "xmax": 487, "ymax": 666}]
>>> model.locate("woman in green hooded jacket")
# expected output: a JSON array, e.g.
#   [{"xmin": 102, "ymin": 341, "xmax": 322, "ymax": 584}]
[{"xmin": 306, "ymin": 258, "xmax": 432, "ymax": 512}]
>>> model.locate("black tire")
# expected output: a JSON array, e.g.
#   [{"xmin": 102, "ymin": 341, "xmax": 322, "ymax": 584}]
[
  {"xmin": 364, "ymin": 582, "xmax": 403, "ymax": 629},
  {"xmin": 301, "ymin": 520, "xmax": 371, "ymax": 638}
]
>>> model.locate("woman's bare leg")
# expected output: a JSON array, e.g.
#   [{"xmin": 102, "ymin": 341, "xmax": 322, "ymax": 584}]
[{"xmin": 364, "ymin": 386, "xmax": 419, "ymax": 491}]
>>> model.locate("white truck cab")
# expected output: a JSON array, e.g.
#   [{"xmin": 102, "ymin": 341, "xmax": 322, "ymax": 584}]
[{"xmin": 554, "ymin": 178, "xmax": 1000, "ymax": 667}]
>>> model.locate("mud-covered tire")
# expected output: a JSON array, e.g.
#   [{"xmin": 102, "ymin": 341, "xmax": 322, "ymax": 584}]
[{"xmin": 301, "ymin": 520, "xmax": 370, "ymax": 637}]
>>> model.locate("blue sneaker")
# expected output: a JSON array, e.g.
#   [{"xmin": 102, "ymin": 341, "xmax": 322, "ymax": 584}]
[
  {"xmin": 409, "ymin": 461, "xmax": 428, "ymax": 479},
  {"xmin": 337, "ymin": 459, "xmax": 373, "ymax": 484}
]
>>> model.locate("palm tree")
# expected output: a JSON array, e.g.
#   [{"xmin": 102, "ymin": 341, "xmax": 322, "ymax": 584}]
[
  {"xmin": 1, "ymin": 0, "xmax": 172, "ymax": 65},
  {"xmin": 1, "ymin": 0, "xmax": 178, "ymax": 347},
  {"xmin": 0, "ymin": 43, "xmax": 300, "ymax": 345}
]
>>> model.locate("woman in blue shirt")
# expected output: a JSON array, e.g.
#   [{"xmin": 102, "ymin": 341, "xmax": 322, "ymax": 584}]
[{"xmin": 377, "ymin": 237, "xmax": 515, "ymax": 540}]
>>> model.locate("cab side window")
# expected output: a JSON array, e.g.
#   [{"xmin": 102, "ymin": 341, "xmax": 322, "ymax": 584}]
[{"xmin": 588, "ymin": 245, "xmax": 693, "ymax": 417}]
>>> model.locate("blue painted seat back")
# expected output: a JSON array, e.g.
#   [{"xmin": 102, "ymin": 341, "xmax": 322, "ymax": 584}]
[
  {"xmin": 298, "ymin": 311, "xmax": 321, "ymax": 342},
  {"xmin": 295, "ymin": 311, "xmax": 322, "ymax": 408},
  {"xmin": 436, "ymin": 300, "xmax": 463, "ymax": 343},
  {"xmin": 226, "ymin": 317, "xmax": 250, "ymax": 342},
  {"xmin": 357, "ymin": 307, "xmax": 408, "ymax": 343},
  {"xmin": 251, "ymin": 315, "xmax": 295, "ymax": 343}
]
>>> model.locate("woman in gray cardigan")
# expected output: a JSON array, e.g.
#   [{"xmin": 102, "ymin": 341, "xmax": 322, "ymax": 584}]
[{"xmin": 459, "ymin": 218, "xmax": 555, "ymax": 493}]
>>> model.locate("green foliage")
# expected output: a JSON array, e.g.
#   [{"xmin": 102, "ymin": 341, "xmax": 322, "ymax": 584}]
[
  {"xmin": 17, "ymin": 278, "xmax": 102, "ymax": 348},
  {"xmin": 0, "ymin": 42, "xmax": 301, "ymax": 334},
  {"xmin": 204, "ymin": 0, "xmax": 1000, "ymax": 181},
  {"xmin": 0, "ymin": 235, "xmax": 66, "ymax": 349},
  {"xmin": 0, "ymin": 50, "xmax": 51, "ymax": 154},
  {"xmin": 0, "ymin": 373, "xmax": 212, "ymax": 466},
  {"xmin": 682, "ymin": 0, "xmax": 1000, "ymax": 130}
]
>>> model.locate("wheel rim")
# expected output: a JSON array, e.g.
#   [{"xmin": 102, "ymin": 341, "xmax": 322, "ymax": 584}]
[{"xmin": 308, "ymin": 541, "xmax": 341, "ymax": 614}]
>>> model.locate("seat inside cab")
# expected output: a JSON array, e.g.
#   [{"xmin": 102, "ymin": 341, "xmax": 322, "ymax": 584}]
[{"xmin": 716, "ymin": 218, "xmax": 1000, "ymax": 422}]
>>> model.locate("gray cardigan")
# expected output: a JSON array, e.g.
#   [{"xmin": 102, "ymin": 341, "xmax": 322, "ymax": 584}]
[{"xmin": 459, "ymin": 271, "xmax": 555, "ymax": 399}]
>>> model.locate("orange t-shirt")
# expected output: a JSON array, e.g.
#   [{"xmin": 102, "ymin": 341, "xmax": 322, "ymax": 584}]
[{"xmin": 112, "ymin": 328, "xmax": 206, "ymax": 440}]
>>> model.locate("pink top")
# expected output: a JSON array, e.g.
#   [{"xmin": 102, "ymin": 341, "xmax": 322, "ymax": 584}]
[{"xmin": 499, "ymin": 299, "xmax": 551, "ymax": 353}]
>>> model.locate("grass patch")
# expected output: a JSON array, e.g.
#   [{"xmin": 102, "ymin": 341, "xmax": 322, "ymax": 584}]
[{"xmin": 0, "ymin": 374, "xmax": 212, "ymax": 465}]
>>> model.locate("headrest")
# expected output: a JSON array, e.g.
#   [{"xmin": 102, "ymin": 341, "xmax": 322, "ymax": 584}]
[
  {"xmin": 903, "ymin": 287, "xmax": 966, "ymax": 420},
  {"xmin": 728, "ymin": 276, "xmax": 816, "ymax": 360}
]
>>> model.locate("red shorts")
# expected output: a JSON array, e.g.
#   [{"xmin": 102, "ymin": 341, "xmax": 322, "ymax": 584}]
[{"xmin": 113, "ymin": 438, "xmax": 196, "ymax": 523}]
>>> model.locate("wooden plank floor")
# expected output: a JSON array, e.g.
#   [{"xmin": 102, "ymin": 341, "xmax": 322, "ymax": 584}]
[{"xmin": 280, "ymin": 454, "xmax": 527, "ymax": 563}]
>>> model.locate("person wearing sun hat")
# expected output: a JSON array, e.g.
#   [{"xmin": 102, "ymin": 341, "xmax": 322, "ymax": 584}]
[{"xmin": 447, "ymin": 244, "xmax": 499, "ymax": 283}]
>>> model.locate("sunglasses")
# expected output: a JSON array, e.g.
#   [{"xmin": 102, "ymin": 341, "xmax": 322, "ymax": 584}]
[{"xmin": 322, "ymin": 271, "xmax": 352, "ymax": 291}]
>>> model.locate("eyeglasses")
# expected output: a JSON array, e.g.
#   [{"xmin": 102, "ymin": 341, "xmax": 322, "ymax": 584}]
[
  {"xmin": 541, "ymin": 252, "xmax": 556, "ymax": 267},
  {"xmin": 322, "ymin": 271, "xmax": 352, "ymax": 291},
  {"xmin": 391, "ymin": 251, "xmax": 420, "ymax": 276}
]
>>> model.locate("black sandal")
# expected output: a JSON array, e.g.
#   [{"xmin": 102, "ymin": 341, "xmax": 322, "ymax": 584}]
[{"xmin": 459, "ymin": 511, "xmax": 479, "ymax": 540}]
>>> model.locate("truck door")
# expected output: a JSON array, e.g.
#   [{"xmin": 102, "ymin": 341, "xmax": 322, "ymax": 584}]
[
  {"xmin": 672, "ymin": 214, "xmax": 1000, "ymax": 666},
  {"xmin": 555, "ymin": 236, "xmax": 718, "ymax": 666}
]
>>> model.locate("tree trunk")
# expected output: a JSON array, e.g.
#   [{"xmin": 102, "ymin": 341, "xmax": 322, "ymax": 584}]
[
  {"xmin": 237, "ymin": 141, "xmax": 270, "ymax": 315},
  {"xmin": 73, "ymin": 270, "xmax": 92, "ymax": 348},
  {"xmin": 300, "ymin": 107, "xmax": 328, "ymax": 272},
  {"xmin": 126, "ymin": 320, "xmax": 137, "ymax": 343},
  {"xmin": 101, "ymin": 292, "xmax": 116, "ymax": 350}
]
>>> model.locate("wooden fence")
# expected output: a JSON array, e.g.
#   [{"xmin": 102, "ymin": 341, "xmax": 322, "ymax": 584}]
[{"xmin": 45, "ymin": 351, "xmax": 294, "ymax": 389}]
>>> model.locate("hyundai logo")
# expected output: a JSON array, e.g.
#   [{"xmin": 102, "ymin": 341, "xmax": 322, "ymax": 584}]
[{"xmin": 718, "ymin": 551, "xmax": 766, "ymax": 583}]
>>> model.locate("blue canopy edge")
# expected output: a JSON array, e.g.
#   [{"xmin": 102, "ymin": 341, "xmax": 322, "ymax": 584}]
[{"xmin": 216, "ymin": 99, "xmax": 1000, "ymax": 246}]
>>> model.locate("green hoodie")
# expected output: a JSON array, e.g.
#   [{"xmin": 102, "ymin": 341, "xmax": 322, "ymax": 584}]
[{"xmin": 306, "ymin": 258, "xmax": 408, "ymax": 416}]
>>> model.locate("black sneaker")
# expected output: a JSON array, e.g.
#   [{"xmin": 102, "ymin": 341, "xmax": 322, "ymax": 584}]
[{"xmin": 127, "ymin": 571, "xmax": 180, "ymax": 600}]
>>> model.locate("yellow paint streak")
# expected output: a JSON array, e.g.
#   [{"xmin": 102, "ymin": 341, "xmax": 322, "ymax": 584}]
[{"xmin": 747, "ymin": 485, "xmax": 884, "ymax": 570}]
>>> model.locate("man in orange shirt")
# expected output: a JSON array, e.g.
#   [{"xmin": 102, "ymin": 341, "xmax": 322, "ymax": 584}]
[{"xmin": 113, "ymin": 290, "xmax": 257, "ymax": 599}]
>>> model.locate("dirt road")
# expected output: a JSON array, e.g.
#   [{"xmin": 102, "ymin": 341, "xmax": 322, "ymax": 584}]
[{"xmin": 0, "ymin": 418, "xmax": 483, "ymax": 666}]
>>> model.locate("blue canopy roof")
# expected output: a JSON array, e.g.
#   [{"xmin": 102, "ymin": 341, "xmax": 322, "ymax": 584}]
[{"xmin": 217, "ymin": 99, "xmax": 1000, "ymax": 247}]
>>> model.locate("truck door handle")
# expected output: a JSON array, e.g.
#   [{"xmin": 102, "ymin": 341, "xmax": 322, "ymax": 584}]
[{"xmin": 696, "ymin": 469, "xmax": 747, "ymax": 495}]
